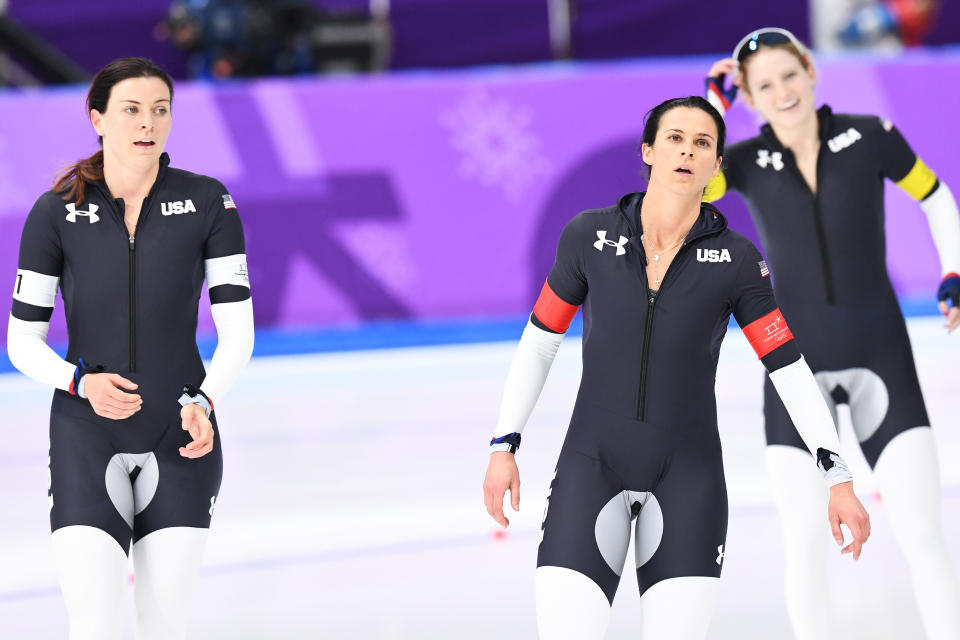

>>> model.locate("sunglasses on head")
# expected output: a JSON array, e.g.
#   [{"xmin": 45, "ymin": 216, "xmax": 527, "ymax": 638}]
[{"xmin": 733, "ymin": 28, "xmax": 804, "ymax": 63}]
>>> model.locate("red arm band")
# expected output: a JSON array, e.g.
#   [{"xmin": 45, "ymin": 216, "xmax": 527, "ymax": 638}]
[
  {"xmin": 532, "ymin": 280, "xmax": 579, "ymax": 333},
  {"xmin": 742, "ymin": 309, "xmax": 795, "ymax": 359}
]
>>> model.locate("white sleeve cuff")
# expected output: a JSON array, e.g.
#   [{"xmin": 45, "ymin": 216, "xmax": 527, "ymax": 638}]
[{"xmin": 199, "ymin": 298, "xmax": 254, "ymax": 403}]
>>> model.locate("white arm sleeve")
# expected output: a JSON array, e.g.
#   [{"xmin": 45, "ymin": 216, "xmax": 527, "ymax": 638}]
[
  {"xmin": 199, "ymin": 298, "xmax": 254, "ymax": 404},
  {"xmin": 490, "ymin": 320, "xmax": 564, "ymax": 452},
  {"xmin": 7, "ymin": 315, "xmax": 74, "ymax": 391},
  {"xmin": 921, "ymin": 181, "xmax": 960, "ymax": 277},
  {"xmin": 768, "ymin": 356, "xmax": 852, "ymax": 486}
]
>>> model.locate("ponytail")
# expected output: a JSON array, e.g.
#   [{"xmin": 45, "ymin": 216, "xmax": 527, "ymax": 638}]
[{"xmin": 54, "ymin": 150, "xmax": 104, "ymax": 204}]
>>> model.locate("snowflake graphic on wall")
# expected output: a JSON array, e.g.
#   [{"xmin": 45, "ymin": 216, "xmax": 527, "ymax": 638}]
[{"xmin": 440, "ymin": 88, "xmax": 550, "ymax": 203}]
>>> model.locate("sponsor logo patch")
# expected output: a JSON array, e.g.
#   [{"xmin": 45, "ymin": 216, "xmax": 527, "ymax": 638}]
[
  {"xmin": 65, "ymin": 203, "xmax": 100, "ymax": 223},
  {"xmin": 756, "ymin": 149, "xmax": 783, "ymax": 171},
  {"xmin": 593, "ymin": 230, "xmax": 628, "ymax": 256}
]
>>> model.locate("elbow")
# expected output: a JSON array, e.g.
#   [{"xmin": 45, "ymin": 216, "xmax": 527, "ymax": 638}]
[
  {"xmin": 241, "ymin": 329, "xmax": 255, "ymax": 365},
  {"xmin": 5, "ymin": 320, "xmax": 31, "ymax": 376}
]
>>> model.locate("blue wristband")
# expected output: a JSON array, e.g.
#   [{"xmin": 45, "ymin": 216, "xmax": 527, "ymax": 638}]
[
  {"xmin": 937, "ymin": 273, "xmax": 960, "ymax": 309},
  {"xmin": 490, "ymin": 432, "xmax": 522, "ymax": 454}
]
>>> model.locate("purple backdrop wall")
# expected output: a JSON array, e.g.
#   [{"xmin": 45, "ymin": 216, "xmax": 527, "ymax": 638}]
[{"xmin": 1, "ymin": 51, "xmax": 957, "ymax": 348}]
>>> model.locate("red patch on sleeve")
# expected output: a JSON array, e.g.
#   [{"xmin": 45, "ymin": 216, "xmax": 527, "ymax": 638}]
[
  {"xmin": 743, "ymin": 309, "xmax": 794, "ymax": 359},
  {"xmin": 532, "ymin": 280, "xmax": 579, "ymax": 333}
]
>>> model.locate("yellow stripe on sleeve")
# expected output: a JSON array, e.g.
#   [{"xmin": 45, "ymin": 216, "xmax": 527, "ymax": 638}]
[
  {"xmin": 896, "ymin": 157, "xmax": 938, "ymax": 201},
  {"xmin": 703, "ymin": 171, "xmax": 727, "ymax": 203}
]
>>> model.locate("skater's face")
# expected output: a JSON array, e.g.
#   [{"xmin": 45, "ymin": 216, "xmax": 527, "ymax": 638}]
[
  {"xmin": 641, "ymin": 107, "xmax": 722, "ymax": 196},
  {"xmin": 90, "ymin": 76, "xmax": 172, "ymax": 168},
  {"xmin": 740, "ymin": 47, "xmax": 816, "ymax": 129}
]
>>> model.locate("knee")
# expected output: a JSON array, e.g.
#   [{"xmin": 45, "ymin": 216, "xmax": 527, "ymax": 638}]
[{"xmin": 892, "ymin": 516, "xmax": 947, "ymax": 553}]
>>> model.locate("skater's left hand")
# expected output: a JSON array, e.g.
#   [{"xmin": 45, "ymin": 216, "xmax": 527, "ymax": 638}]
[
  {"xmin": 828, "ymin": 482, "xmax": 871, "ymax": 560},
  {"xmin": 937, "ymin": 274, "xmax": 960, "ymax": 332},
  {"xmin": 180, "ymin": 403, "xmax": 214, "ymax": 458}
]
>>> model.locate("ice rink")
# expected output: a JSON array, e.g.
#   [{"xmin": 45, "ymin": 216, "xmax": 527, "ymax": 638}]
[{"xmin": 1, "ymin": 316, "xmax": 959, "ymax": 639}]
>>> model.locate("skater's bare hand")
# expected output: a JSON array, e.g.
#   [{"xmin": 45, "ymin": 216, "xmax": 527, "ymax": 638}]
[
  {"xmin": 483, "ymin": 452, "xmax": 520, "ymax": 528},
  {"xmin": 180, "ymin": 403, "xmax": 214, "ymax": 458},
  {"xmin": 84, "ymin": 373, "xmax": 141, "ymax": 420},
  {"xmin": 938, "ymin": 299, "xmax": 960, "ymax": 332},
  {"xmin": 708, "ymin": 57, "xmax": 740, "ymax": 84},
  {"xmin": 828, "ymin": 482, "xmax": 871, "ymax": 560}
]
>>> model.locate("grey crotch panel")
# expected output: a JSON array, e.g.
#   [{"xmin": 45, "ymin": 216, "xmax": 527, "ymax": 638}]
[
  {"xmin": 633, "ymin": 493, "xmax": 663, "ymax": 569},
  {"xmin": 595, "ymin": 490, "xmax": 654, "ymax": 576},
  {"xmin": 104, "ymin": 452, "xmax": 160, "ymax": 529},
  {"xmin": 814, "ymin": 368, "xmax": 889, "ymax": 442}
]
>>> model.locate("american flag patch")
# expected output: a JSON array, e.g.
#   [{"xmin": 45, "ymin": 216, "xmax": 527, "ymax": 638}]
[
  {"xmin": 222, "ymin": 194, "xmax": 236, "ymax": 210},
  {"xmin": 759, "ymin": 260, "xmax": 770, "ymax": 277}
]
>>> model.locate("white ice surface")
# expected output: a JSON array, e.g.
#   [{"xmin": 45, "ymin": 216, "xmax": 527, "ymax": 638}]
[{"xmin": 0, "ymin": 316, "xmax": 958, "ymax": 638}]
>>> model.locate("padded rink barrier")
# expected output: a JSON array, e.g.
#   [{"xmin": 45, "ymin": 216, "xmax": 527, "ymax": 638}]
[{"xmin": 2, "ymin": 51, "xmax": 960, "ymax": 352}]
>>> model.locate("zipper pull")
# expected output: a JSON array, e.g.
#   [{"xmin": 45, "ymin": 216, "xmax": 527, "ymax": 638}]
[{"xmin": 129, "ymin": 235, "xmax": 135, "ymax": 249}]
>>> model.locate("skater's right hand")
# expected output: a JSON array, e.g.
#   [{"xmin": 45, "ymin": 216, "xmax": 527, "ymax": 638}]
[
  {"xmin": 483, "ymin": 451, "xmax": 520, "ymax": 528},
  {"xmin": 705, "ymin": 58, "xmax": 741, "ymax": 115},
  {"xmin": 83, "ymin": 373, "xmax": 142, "ymax": 420},
  {"xmin": 708, "ymin": 57, "xmax": 740, "ymax": 82}
]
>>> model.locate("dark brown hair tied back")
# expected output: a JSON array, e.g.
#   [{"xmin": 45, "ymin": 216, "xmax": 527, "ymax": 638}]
[{"xmin": 54, "ymin": 57, "xmax": 174, "ymax": 204}]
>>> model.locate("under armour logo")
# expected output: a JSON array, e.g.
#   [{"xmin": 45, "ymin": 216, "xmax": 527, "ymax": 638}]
[
  {"xmin": 209, "ymin": 495, "xmax": 217, "ymax": 516},
  {"xmin": 65, "ymin": 203, "xmax": 100, "ymax": 223},
  {"xmin": 716, "ymin": 544, "xmax": 725, "ymax": 565},
  {"xmin": 756, "ymin": 150, "xmax": 783, "ymax": 171},
  {"xmin": 594, "ymin": 230, "xmax": 628, "ymax": 256}
]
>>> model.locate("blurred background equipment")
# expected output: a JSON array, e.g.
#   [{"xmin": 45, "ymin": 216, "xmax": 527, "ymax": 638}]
[
  {"xmin": 1, "ymin": 0, "xmax": 959, "ymax": 83},
  {"xmin": 159, "ymin": 0, "xmax": 390, "ymax": 78},
  {"xmin": 812, "ymin": 0, "xmax": 942, "ymax": 50},
  {"xmin": 0, "ymin": 11, "xmax": 88, "ymax": 86}
]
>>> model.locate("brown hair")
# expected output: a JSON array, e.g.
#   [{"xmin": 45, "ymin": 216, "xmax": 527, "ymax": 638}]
[
  {"xmin": 739, "ymin": 42, "xmax": 812, "ymax": 95},
  {"xmin": 54, "ymin": 57, "xmax": 174, "ymax": 204}
]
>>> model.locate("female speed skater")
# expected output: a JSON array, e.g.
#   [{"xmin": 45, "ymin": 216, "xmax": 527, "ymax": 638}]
[
  {"xmin": 704, "ymin": 27, "xmax": 960, "ymax": 639},
  {"xmin": 482, "ymin": 95, "xmax": 871, "ymax": 640},
  {"xmin": 7, "ymin": 57, "xmax": 254, "ymax": 639}
]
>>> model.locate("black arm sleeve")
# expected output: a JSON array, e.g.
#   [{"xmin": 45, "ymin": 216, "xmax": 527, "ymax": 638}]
[
  {"xmin": 730, "ymin": 241, "xmax": 800, "ymax": 373},
  {"xmin": 544, "ymin": 216, "xmax": 588, "ymax": 307},
  {"xmin": 12, "ymin": 194, "xmax": 62, "ymax": 322},
  {"xmin": 203, "ymin": 183, "xmax": 250, "ymax": 305}
]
